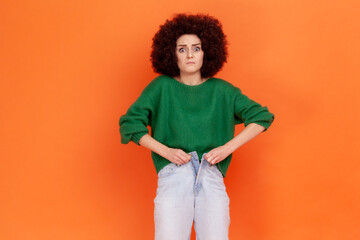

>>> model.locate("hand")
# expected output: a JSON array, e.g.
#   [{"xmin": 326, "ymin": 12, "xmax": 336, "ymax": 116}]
[
  {"xmin": 165, "ymin": 148, "xmax": 192, "ymax": 165},
  {"xmin": 204, "ymin": 145, "xmax": 232, "ymax": 165}
]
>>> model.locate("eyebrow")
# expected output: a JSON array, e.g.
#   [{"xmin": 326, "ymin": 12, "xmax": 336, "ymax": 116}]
[{"xmin": 176, "ymin": 43, "xmax": 201, "ymax": 47}]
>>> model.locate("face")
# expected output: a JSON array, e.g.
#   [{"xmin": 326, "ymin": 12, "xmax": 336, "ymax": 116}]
[{"xmin": 175, "ymin": 34, "xmax": 204, "ymax": 75}]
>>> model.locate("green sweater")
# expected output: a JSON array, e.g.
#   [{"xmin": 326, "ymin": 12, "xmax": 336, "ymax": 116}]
[{"xmin": 119, "ymin": 75, "xmax": 275, "ymax": 177}]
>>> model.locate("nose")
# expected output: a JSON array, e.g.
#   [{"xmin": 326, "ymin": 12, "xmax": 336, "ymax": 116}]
[{"xmin": 187, "ymin": 50, "xmax": 194, "ymax": 58}]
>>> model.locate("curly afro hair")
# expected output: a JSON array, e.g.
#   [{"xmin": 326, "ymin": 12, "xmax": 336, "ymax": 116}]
[{"xmin": 150, "ymin": 13, "xmax": 228, "ymax": 78}]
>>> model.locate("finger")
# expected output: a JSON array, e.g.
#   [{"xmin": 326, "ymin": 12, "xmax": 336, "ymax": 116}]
[
  {"xmin": 183, "ymin": 155, "xmax": 190, "ymax": 163},
  {"xmin": 212, "ymin": 158, "xmax": 219, "ymax": 164},
  {"xmin": 172, "ymin": 159, "xmax": 180, "ymax": 165},
  {"xmin": 181, "ymin": 153, "xmax": 191, "ymax": 162},
  {"xmin": 172, "ymin": 157, "xmax": 181, "ymax": 165},
  {"xmin": 177, "ymin": 159, "xmax": 184, "ymax": 164},
  {"xmin": 180, "ymin": 155, "xmax": 188, "ymax": 162},
  {"xmin": 178, "ymin": 156, "xmax": 187, "ymax": 164}
]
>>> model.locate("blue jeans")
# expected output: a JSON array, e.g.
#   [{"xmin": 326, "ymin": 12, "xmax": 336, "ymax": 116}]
[{"xmin": 154, "ymin": 151, "xmax": 230, "ymax": 240}]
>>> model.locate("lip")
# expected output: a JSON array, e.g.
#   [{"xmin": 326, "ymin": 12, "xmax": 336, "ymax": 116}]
[{"xmin": 186, "ymin": 62, "xmax": 195, "ymax": 64}]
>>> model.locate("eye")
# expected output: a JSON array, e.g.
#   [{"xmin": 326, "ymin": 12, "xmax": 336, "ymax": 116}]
[
  {"xmin": 194, "ymin": 47, "xmax": 201, "ymax": 51},
  {"xmin": 179, "ymin": 48, "xmax": 186, "ymax": 53}
]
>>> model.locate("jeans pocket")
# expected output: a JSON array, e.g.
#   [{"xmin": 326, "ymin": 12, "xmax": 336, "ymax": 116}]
[{"xmin": 157, "ymin": 163, "xmax": 177, "ymax": 178}]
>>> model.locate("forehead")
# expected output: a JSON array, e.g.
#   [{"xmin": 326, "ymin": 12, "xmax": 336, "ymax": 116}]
[{"xmin": 176, "ymin": 34, "xmax": 201, "ymax": 45}]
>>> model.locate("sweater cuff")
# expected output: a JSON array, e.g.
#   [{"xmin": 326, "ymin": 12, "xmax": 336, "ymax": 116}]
[
  {"xmin": 249, "ymin": 121, "xmax": 272, "ymax": 132},
  {"xmin": 132, "ymin": 132, "xmax": 148, "ymax": 145}
]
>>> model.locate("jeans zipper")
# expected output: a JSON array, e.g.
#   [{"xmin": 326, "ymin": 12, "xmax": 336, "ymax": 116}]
[{"xmin": 194, "ymin": 157, "xmax": 205, "ymax": 195}]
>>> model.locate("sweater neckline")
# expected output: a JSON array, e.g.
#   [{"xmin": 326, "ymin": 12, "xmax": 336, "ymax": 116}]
[{"xmin": 168, "ymin": 75, "xmax": 213, "ymax": 89}]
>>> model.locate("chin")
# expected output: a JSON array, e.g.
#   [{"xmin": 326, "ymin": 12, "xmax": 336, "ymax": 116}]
[
  {"xmin": 183, "ymin": 68, "xmax": 201, "ymax": 72},
  {"xmin": 182, "ymin": 71, "xmax": 200, "ymax": 75}
]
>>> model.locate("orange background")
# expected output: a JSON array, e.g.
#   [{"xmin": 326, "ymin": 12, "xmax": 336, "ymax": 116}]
[{"xmin": 1, "ymin": 0, "xmax": 359, "ymax": 239}]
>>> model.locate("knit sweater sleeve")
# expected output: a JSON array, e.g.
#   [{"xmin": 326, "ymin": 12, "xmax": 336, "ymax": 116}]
[
  {"xmin": 234, "ymin": 87, "xmax": 275, "ymax": 132},
  {"xmin": 119, "ymin": 90, "xmax": 153, "ymax": 145}
]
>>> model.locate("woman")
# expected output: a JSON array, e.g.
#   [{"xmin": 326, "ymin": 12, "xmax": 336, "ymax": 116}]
[{"xmin": 119, "ymin": 13, "xmax": 275, "ymax": 240}]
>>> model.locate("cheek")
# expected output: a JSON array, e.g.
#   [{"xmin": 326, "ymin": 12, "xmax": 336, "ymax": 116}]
[
  {"xmin": 175, "ymin": 55, "xmax": 184, "ymax": 68},
  {"xmin": 198, "ymin": 52, "xmax": 204, "ymax": 60},
  {"xmin": 199, "ymin": 54, "xmax": 204, "ymax": 64},
  {"xmin": 179, "ymin": 56, "xmax": 187, "ymax": 65}
]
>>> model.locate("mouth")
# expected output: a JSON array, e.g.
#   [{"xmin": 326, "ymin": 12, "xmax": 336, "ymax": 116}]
[{"xmin": 186, "ymin": 62, "xmax": 195, "ymax": 64}]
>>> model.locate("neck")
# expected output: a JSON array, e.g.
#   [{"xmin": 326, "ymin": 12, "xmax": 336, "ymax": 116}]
[{"xmin": 175, "ymin": 72, "xmax": 207, "ymax": 86}]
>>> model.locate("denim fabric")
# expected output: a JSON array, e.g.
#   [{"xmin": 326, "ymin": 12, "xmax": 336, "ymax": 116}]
[{"xmin": 154, "ymin": 151, "xmax": 230, "ymax": 240}]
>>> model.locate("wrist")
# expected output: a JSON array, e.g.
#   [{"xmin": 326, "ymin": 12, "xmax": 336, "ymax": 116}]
[
  {"xmin": 223, "ymin": 142, "xmax": 235, "ymax": 155},
  {"xmin": 161, "ymin": 145, "xmax": 170, "ymax": 159}
]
